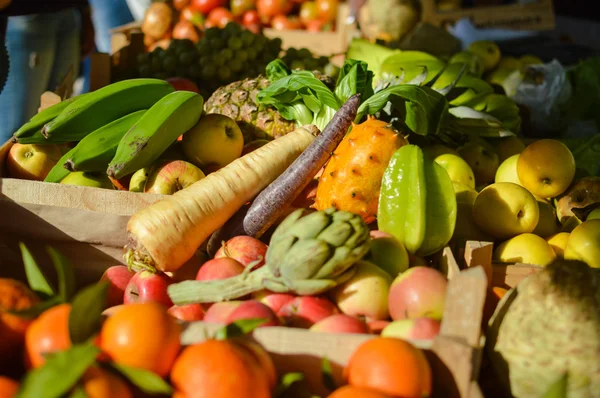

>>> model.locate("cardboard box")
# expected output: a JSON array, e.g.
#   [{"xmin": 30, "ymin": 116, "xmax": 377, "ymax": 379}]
[{"xmin": 422, "ymin": 0, "xmax": 556, "ymax": 31}]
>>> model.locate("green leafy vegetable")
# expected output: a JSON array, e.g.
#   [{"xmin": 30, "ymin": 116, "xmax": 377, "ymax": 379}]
[
  {"xmin": 334, "ymin": 59, "xmax": 374, "ymax": 104},
  {"xmin": 266, "ymin": 59, "xmax": 292, "ymax": 83}
]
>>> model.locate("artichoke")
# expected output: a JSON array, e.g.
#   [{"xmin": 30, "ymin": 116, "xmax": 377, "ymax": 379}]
[
  {"xmin": 487, "ymin": 259, "xmax": 600, "ymax": 398},
  {"xmin": 168, "ymin": 208, "xmax": 371, "ymax": 305}
]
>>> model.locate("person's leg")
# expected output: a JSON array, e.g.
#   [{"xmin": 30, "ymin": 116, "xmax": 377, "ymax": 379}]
[
  {"xmin": 88, "ymin": 0, "xmax": 134, "ymax": 54},
  {"xmin": 47, "ymin": 8, "xmax": 81, "ymax": 93},
  {"xmin": 0, "ymin": 14, "xmax": 58, "ymax": 143}
]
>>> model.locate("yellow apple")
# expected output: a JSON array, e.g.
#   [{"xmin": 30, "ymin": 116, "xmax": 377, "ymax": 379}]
[
  {"xmin": 517, "ymin": 139, "xmax": 576, "ymax": 199},
  {"xmin": 182, "ymin": 114, "xmax": 244, "ymax": 169},
  {"xmin": 144, "ymin": 160, "xmax": 205, "ymax": 194},
  {"xmin": 495, "ymin": 136, "xmax": 526, "ymax": 163},
  {"xmin": 546, "ymin": 232, "xmax": 570, "ymax": 258},
  {"xmin": 6, "ymin": 143, "xmax": 64, "ymax": 181},
  {"xmin": 496, "ymin": 56, "xmax": 522, "ymax": 72},
  {"xmin": 588, "ymin": 207, "xmax": 600, "ymax": 221},
  {"xmin": 60, "ymin": 172, "xmax": 114, "ymax": 189},
  {"xmin": 472, "ymin": 182, "xmax": 539, "ymax": 240},
  {"xmin": 434, "ymin": 154, "xmax": 476, "ymax": 189},
  {"xmin": 468, "ymin": 40, "xmax": 501, "ymax": 71},
  {"xmin": 452, "ymin": 201, "xmax": 495, "ymax": 249},
  {"xmin": 458, "ymin": 141, "xmax": 500, "ymax": 186},
  {"xmin": 495, "ymin": 154, "xmax": 522, "ymax": 186},
  {"xmin": 564, "ymin": 219, "xmax": 600, "ymax": 268},
  {"xmin": 561, "ymin": 215, "xmax": 582, "ymax": 233},
  {"xmin": 493, "ymin": 233, "xmax": 557, "ymax": 266},
  {"xmin": 453, "ymin": 182, "xmax": 478, "ymax": 206},
  {"xmin": 422, "ymin": 144, "xmax": 460, "ymax": 160},
  {"xmin": 532, "ymin": 198, "xmax": 559, "ymax": 238}
]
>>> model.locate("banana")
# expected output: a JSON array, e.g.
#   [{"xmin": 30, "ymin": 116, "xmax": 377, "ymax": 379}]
[
  {"xmin": 378, "ymin": 145, "xmax": 457, "ymax": 256},
  {"xmin": 42, "ymin": 79, "xmax": 174, "ymax": 143},
  {"xmin": 107, "ymin": 91, "xmax": 204, "ymax": 179},
  {"xmin": 44, "ymin": 149, "xmax": 75, "ymax": 183},
  {"xmin": 64, "ymin": 109, "xmax": 147, "ymax": 172},
  {"xmin": 13, "ymin": 94, "xmax": 87, "ymax": 144}
]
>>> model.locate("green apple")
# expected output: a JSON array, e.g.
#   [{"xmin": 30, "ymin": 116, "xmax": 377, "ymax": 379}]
[
  {"xmin": 468, "ymin": 40, "xmax": 501, "ymax": 72},
  {"xmin": 434, "ymin": 154, "xmax": 476, "ymax": 190},
  {"xmin": 366, "ymin": 235, "xmax": 409, "ymax": 278},
  {"xmin": 495, "ymin": 154, "xmax": 522, "ymax": 186},
  {"xmin": 60, "ymin": 172, "xmax": 114, "ymax": 189},
  {"xmin": 182, "ymin": 114, "xmax": 244, "ymax": 169}
]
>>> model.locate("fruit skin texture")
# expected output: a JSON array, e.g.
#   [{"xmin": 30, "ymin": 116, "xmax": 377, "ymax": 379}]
[
  {"xmin": 0, "ymin": 279, "xmax": 40, "ymax": 366},
  {"xmin": 123, "ymin": 270, "xmax": 174, "ymax": 308},
  {"xmin": 214, "ymin": 236, "xmax": 269, "ymax": 270},
  {"xmin": 196, "ymin": 257, "xmax": 246, "ymax": 281},
  {"xmin": 327, "ymin": 385, "xmax": 393, "ymax": 398},
  {"xmin": 564, "ymin": 219, "xmax": 600, "ymax": 268},
  {"xmin": 182, "ymin": 114, "xmax": 244, "ymax": 169},
  {"xmin": 310, "ymin": 314, "xmax": 370, "ymax": 334},
  {"xmin": 170, "ymin": 339, "xmax": 273, "ymax": 398},
  {"xmin": 467, "ymin": 40, "xmax": 501, "ymax": 71},
  {"xmin": 7, "ymin": 143, "xmax": 64, "ymax": 181},
  {"xmin": 315, "ymin": 117, "xmax": 408, "ymax": 224},
  {"xmin": 253, "ymin": 291, "xmax": 296, "ymax": 313},
  {"xmin": 472, "ymin": 182, "xmax": 540, "ymax": 240},
  {"xmin": 344, "ymin": 337, "xmax": 432, "ymax": 397},
  {"xmin": 495, "ymin": 136, "xmax": 525, "ymax": 163},
  {"xmin": 278, "ymin": 296, "xmax": 339, "ymax": 328},
  {"xmin": 168, "ymin": 303, "xmax": 205, "ymax": 321},
  {"xmin": 458, "ymin": 141, "xmax": 499, "ymax": 186},
  {"xmin": 82, "ymin": 366, "xmax": 132, "ymax": 398},
  {"xmin": 144, "ymin": 160, "xmax": 205, "ymax": 194},
  {"xmin": 100, "ymin": 302, "xmax": 181, "ymax": 377},
  {"xmin": 494, "ymin": 154, "xmax": 521, "ymax": 186},
  {"xmin": 388, "ymin": 266, "xmax": 447, "ymax": 321},
  {"xmin": 365, "ymin": 235, "xmax": 409, "ymax": 278},
  {"xmin": 546, "ymin": 232, "xmax": 570, "ymax": 258},
  {"xmin": 380, "ymin": 318, "xmax": 441, "ymax": 341},
  {"xmin": 532, "ymin": 198, "xmax": 559, "ymax": 238},
  {"xmin": 517, "ymin": 139, "xmax": 576, "ymax": 199},
  {"xmin": 434, "ymin": 153, "xmax": 476, "ymax": 190},
  {"xmin": 493, "ymin": 233, "xmax": 557, "ymax": 267},
  {"xmin": 99, "ymin": 266, "xmax": 135, "ymax": 308},
  {"xmin": 330, "ymin": 261, "xmax": 392, "ymax": 322},
  {"xmin": 60, "ymin": 171, "xmax": 114, "ymax": 189},
  {"xmin": 225, "ymin": 300, "xmax": 282, "ymax": 327},
  {"xmin": 24, "ymin": 303, "xmax": 71, "ymax": 369},
  {"xmin": 203, "ymin": 301, "xmax": 243, "ymax": 323}
]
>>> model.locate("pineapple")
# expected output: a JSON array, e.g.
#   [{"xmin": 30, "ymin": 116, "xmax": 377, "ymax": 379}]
[
  {"xmin": 314, "ymin": 116, "xmax": 408, "ymax": 224},
  {"xmin": 204, "ymin": 73, "xmax": 337, "ymax": 144}
]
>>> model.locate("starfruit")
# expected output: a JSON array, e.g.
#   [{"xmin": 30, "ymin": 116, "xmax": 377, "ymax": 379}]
[{"xmin": 378, "ymin": 145, "xmax": 457, "ymax": 256}]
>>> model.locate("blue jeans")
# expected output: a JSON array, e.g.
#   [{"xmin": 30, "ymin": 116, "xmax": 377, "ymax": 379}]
[
  {"xmin": 89, "ymin": 0, "xmax": 134, "ymax": 54},
  {"xmin": 0, "ymin": 9, "xmax": 81, "ymax": 144}
]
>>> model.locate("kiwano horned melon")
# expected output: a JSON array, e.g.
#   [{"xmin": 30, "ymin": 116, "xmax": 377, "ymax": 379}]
[{"xmin": 314, "ymin": 116, "xmax": 408, "ymax": 224}]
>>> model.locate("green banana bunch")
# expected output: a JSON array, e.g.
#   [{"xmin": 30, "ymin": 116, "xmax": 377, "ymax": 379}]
[
  {"xmin": 13, "ymin": 94, "xmax": 87, "ymax": 144},
  {"xmin": 42, "ymin": 79, "xmax": 174, "ymax": 143},
  {"xmin": 167, "ymin": 207, "xmax": 371, "ymax": 305},
  {"xmin": 378, "ymin": 145, "xmax": 457, "ymax": 256},
  {"xmin": 107, "ymin": 90, "xmax": 204, "ymax": 179},
  {"xmin": 64, "ymin": 109, "xmax": 147, "ymax": 172}
]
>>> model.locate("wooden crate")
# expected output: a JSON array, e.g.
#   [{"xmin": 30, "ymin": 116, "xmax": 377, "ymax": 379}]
[
  {"xmin": 421, "ymin": 0, "xmax": 556, "ymax": 31},
  {"xmin": 179, "ymin": 248, "xmax": 489, "ymax": 398}
]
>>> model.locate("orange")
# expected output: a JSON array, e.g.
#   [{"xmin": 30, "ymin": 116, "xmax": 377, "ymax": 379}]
[
  {"xmin": 82, "ymin": 366, "xmax": 132, "ymax": 398},
  {"xmin": 230, "ymin": 337, "xmax": 277, "ymax": 390},
  {"xmin": 24, "ymin": 303, "xmax": 72, "ymax": 369},
  {"xmin": 170, "ymin": 339, "xmax": 271, "ymax": 398},
  {"xmin": 344, "ymin": 337, "xmax": 432, "ymax": 398},
  {"xmin": 0, "ymin": 278, "xmax": 40, "ymax": 361},
  {"xmin": 0, "ymin": 376, "xmax": 19, "ymax": 398},
  {"xmin": 99, "ymin": 302, "xmax": 181, "ymax": 377},
  {"xmin": 327, "ymin": 385, "xmax": 393, "ymax": 398}
]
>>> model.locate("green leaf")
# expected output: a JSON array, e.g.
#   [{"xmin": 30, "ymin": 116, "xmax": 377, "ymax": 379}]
[
  {"xmin": 321, "ymin": 357, "xmax": 337, "ymax": 392},
  {"xmin": 380, "ymin": 51, "xmax": 446, "ymax": 86},
  {"xmin": 8, "ymin": 296, "xmax": 62, "ymax": 319},
  {"xmin": 68, "ymin": 282, "xmax": 109, "ymax": 344},
  {"xmin": 19, "ymin": 242, "xmax": 56, "ymax": 299},
  {"xmin": 214, "ymin": 318, "xmax": 269, "ymax": 340},
  {"xmin": 111, "ymin": 363, "xmax": 173, "ymax": 395},
  {"xmin": 542, "ymin": 373, "xmax": 568, "ymax": 398},
  {"xmin": 47, "ymin": 246, "xmax": 75, "ymax": 303},
  {"xmin": 357, "ymin": 85, "xmax": 448, "ymax": 136},
  {"xmin": 447, "ymin": 106, "xmax": 515, "ymax": 138},
  {"xmin": 266, "ymin": 59, "xmax": 291, "ymax": 82},
  {"xmin": 68, "ymin": 386, "xmax": 89, "ymax": 398},
  {"xmin": 274, "ymin": 372, "xmax": 306, "ymax": 397},
  {"xmin": 15, "ymin": 343, "xmax": 100, "ymax": 398},
  {"xmin": 431, "ymin": 63, "xmax": 493, "ymax": 106},
  {"xmin": 334, "ymin": 60, "xmax": 374, "ymax": 104},
  {"xmin": 560, "ymin": 134, "xmax": 600, "ymax": 177}
]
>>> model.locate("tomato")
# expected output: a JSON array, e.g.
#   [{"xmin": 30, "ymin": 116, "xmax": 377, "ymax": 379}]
[
  {"xmin": 299, "ymin": 1, "xmax": 318, "ymax": 25},
  {"xmin": 242, "ymin": 9, "xmax": 261, "ymax": 26},
  {"xmin": 173, "ymin": 0, "xmax": 191, "ymax": 11},
  {"xmin": 191, "ymin": 0, "xmax": 226, "ymax": 14},
  {"xmin": 180, "ymin": 5, "xmax": 205, "ymax": 27},
  {"xmin": 316, "ymin": 0, "xmax": 338, "ymax": 22},
  {"xmin": 305, "ymin": 18, "xmax": 325, "ymax": 32},
  {"xmin": 256, "ymin": 0, "xmax": 293, "ymax": 23},
  {"xmin": 207, "ymin": 7, "xmax": 235, "ymax": 28},
  {"xmin": 231, "ymin": 0, "xmax": 256, "ymax": 18},
  {"xmin": 270, "ymin": 14, "xmax": 302, "ymax": 30}
]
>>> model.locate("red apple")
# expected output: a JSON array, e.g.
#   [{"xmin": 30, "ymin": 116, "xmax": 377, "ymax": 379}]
[
  {"xmin": 388, "ymin": 266, "xmax": 448, "ymax": 321},
  {"xmin": 214, "ymin": 236, "xmax": 268, "ymax": 270},
  {"xmin": 367, "ymin": 320, "xmax": 391, "ymax": 335},
  {"xmin": 381, "ymin": 318, "xmax": 442, "ymax": 341},
  {"xmin": 100, "ymin": 266, "xmax": 135, "ymax": 308},
  {"xmin": 195, "ymin": 257, "xmax": 245, "ymax": 281},
  {"xmin": 191, "ymin": 0, "xmax": 227, "ymax": 14},
  {"xmin": 309, "ymin": 314, "xmax": 370, "ymax": 334},
  {"xmin": 166, "ymin": 77, "xmax": 201, "ymax": 93},
  {"xmin": 123, "ymin": 270, "xmax": 174, "ymax": 308},
  {"xmin": 278, "ymin": 296, "xmax": 338, "ymax": 328},
  {"xmin": 253, "ymin": 290, "xmax": 296, "ymax": 313},
  {"xmin": 203, "ymin": 301, "xmax": 243, "ymax": 324},
  {"xmin": 226, "ymin": 300, "xmax": 281, "ymax": 327},
  {"xmin": 167, "ymin": 304, "xmax": 205, "ymax": 322}
]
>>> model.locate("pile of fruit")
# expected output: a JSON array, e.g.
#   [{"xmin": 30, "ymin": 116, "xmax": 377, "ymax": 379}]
[{"xmin": 141, "ymin": 0, "xmax": 340, "ymax": 49}]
